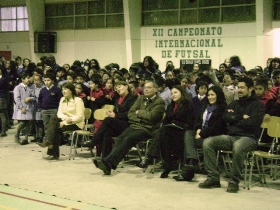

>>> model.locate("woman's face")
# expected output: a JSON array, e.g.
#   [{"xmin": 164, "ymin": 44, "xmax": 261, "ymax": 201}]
[
  {"xmin": 105, "ymin": 79, "xmax": 113, "ymax": 90},
  {"xmin": 207, "ymin": 90, "xmax": 217, "ymax": 105},
  {"xmin": 75, "ymin": 85, "xmax": 83, "ymax": 95},
  {"xmin": 63, "ymin": 64, "xmax": 70, "ymax": 71},
  {"xmin": 62, "ymin": 87, "xmax": 73, "ymax": 99},
  {"xmin": 5, "ymin": 61, "xmax": 10, "ymax": 69},
  {"xmin": 219, "ymin": 65, "xmax": 226, "ymax": 72},
  {"xmin": 116, "ymin": 84, "xmax": 128, "ymax": 96},
  {"xmin": 272, "ymin": 61, "xmax": 280, "ymax": 69},
  {"xmin": 143, "ymin": 58, "xmax": 149, "ymax": 68},
  {"xmin": 166, "ymin": 72, "xmax": 173, "ymax": 80},
  {"xmin": 171, "ymin": 88, "xmax": 182, "ymax": 102}
]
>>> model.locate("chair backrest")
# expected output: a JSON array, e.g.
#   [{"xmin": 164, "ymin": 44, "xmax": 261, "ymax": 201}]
[
  {"xmin": 261, "ymin": 119, "xmax": 269, "ymax": 129},
  {"xmin": 94, "ymin": 109, "xmax": 108, "ymax": 120},
  {"xmin": 101, "ymin": 104, "xmax": 114, "ymax": 111},
  {"xmin": 84, "ymin": 108, "xmax": 92, "ymax": 120},
  {"xmin": 267, "ymin": 116, "xmax": 280, "ymax": 137}
]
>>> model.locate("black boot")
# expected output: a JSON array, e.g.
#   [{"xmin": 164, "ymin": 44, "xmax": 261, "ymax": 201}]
[
  {"xmin": 82, "ymin": 140, "xmax": 95, "ymax": 148},
  {"xmin": 136, "ymin": 156, "xmax": 153, "ymax": 169}
]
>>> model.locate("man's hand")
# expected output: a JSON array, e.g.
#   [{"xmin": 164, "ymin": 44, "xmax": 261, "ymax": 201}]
[
  {"xmin": 195, "ymin": 129, "xmax": 201, "ymax": 139},
  {"xmin": 135, "ymin": 110, "xmax": 139, "ymax": 115},
  {"xmin": 106, "ymin": 110, "xmax": 115, "ymax": 118},
  {"xmin": 227, "ymin": 109, "xmax": 234, "ymax": 112},
  {"xmin": 243, "ymin": 114, "xmax": 250, "ymax": 119}
]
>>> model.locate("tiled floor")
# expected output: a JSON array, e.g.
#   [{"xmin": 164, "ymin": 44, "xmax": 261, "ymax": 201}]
[{"xmin": 0, "ymin": 124, "xmax": 279, "ymax": 210}]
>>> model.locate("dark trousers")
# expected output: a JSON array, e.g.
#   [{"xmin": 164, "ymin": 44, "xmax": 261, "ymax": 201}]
[
  {"xmin": 147, "ymin": 125, "xmax": 185, "ymax": 170},
  {"xmin": 92, "ymin": 117, "xmax": 130, "ymax": 158},
  {"xmin": 184, "ymin": 130, "xmax": 204, "ymax": 162},
  {"xmin": 47, "ymin": 115, "xmax": 80, "ymax": 157},
  {"xmin": 107, "ymin": 127, "xmax": 152, "ymax": 168}
]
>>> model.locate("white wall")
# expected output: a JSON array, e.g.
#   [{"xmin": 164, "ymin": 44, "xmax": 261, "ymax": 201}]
[{"xmin": 140, "ymin": 23, "xmax": 260, "ymax": 71}]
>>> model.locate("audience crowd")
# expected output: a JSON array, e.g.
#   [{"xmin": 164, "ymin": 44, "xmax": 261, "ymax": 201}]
[{"xmin": 0, "ymin": 54, "xmax": 280, "ymax": 193}]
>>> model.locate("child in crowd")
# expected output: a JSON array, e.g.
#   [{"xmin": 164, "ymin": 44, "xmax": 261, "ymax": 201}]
[
  {"xmin": 128, "ymin": 81, "xmax": 141, "ymax": 96},
  {"xmin": 76, "ymin": 72, "xmax": 90, "ymax": 88},
  {"xmin": 88, "ymin": 77, "xmax": 105, "ymax": 120},
  {"xmin": 38, "ymin": 73, "xmax": 63, "ymax": 141},
  {"xmin": 103, "ymin": 78, "xmax": 115, "ymax": 105},
  {"xmin": 75, "ymin": 82, "xmax": 88, "ymax": 107},
  {"xmin": 66, "ymin": 72, "xmax": 76, "ymax": 84},
  {"xmin": 32, "ymin": 74, "xmax": 45, "ymax": 143},
  {"xmin": 56, "ymin": 67, "xmax": 67, "ymax": 88},
  {"xmin": 13, "ymin": 72, "xmax": 35, "ymax": 145},
  {"xmin": 102, "ymin": 72, "xmax": 111, "ymax": 86},
  {"xmin": 192, "ymin": 81, "xmax": 208, "ymax": 117}
]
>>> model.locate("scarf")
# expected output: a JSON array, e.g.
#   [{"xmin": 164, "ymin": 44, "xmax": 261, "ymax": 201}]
[{"xmin": 202, "ymin": 104, "xmax": 217, "ymax": 130}]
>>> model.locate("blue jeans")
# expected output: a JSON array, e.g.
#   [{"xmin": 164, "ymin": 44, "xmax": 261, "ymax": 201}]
[{"xmin": 203, "ymin": 135, "xmax": 257, "ymax": 182}]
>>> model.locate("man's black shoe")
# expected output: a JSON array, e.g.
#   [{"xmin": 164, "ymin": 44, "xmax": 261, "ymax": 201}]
[
  {"xmin": 227, "ymin": 180, "xmax": 239, "ymax": 193},
  {"xmin": 97, "ymin": 159, "xmax": 111, "ymax": 175},
  {"xmin": 198, "ymin": 179, "xmax": 221, "ymax": 189}
]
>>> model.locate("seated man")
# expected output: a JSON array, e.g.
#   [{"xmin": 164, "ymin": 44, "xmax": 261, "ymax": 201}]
[
  {"xmin": 96, "ymin": 80, "xmax": 165, "ymax": 175},
  {"xmin": 199, "ymin": 76, "xmax": 265, "ymax": 193}
]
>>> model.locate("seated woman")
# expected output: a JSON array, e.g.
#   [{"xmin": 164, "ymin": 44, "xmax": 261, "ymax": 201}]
[
  {"xmin": 37, "ymin": 83, "xmax": 85, "ymax": 160},
  {"xmin": 82, "ymin": 81, "xmax": 137, "ymax": 163},
  {"xmin": 175, "ymin": 86, "xmax": 227, "ymax": 181},
  {"xmin": 136, "ymin": 85, "xmax": 195, "ymax": 178}
]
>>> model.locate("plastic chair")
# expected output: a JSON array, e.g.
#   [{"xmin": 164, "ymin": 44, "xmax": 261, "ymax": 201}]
[
  {"xmin": 246, "ymin": 116, "xmax": 280, "ymax": 189},
  {"xmin": 68, "ymin": 108, "xmax": 93, "ymax": 160},
  {"xmin": 101, "ymin": 104, "xmax": 114, "ymax": 111}
]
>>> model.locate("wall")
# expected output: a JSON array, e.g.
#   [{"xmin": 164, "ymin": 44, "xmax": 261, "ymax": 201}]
[{"xmin": 141, "ymin": 23, "xmax": 259, "ymax": 71}]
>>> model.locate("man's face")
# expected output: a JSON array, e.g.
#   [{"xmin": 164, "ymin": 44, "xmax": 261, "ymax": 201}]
[
  {"xmin": 144, "ymin": 82, "xmax": 157, "ymax": 97},
  {"xmin": 223, "ymin": 74, "xmax": 232, "ymax": 86},
  {"xmin": 272, "ymin": 61, "xmax": 280, "ymax": 69},
  {"xmin": 238, "ymin": 82, "xmax": 252, "ymax": 98},
  {"xmin": 44, "ymin": 78, "xmax": 53, "ymax": 88}
]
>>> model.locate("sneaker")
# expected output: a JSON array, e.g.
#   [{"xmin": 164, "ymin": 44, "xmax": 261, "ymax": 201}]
[
  {"xmin": 227, "ymin": 180, "xmax": 239, "ymax": 193},
  {"xmin": 198, "ymin": 179, "xmax": 221, "ymax": 189}
]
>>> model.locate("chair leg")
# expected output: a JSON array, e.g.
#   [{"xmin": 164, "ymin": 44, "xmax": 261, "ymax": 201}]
[
  {"xmin": 68, "ymin": 132, "xmax": 76, "ymax": 160},
  {"xmin": 260, "ymin": 157, "xmax": 267, "ymax": 184}
]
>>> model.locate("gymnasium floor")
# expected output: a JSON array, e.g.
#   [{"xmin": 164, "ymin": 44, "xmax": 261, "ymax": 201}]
[{"xmin": 0, "ymin": 123, "xmax": 279, "ymax": 210}]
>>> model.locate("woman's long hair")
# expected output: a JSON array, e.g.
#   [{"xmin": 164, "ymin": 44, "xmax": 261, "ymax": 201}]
[
  {"xmin": 171, "ymin": 85, "xmax": 193, "ymax": 108},
  {"xmin": 206, "ymin": 86, "xmax": 226, "ymax": 107}
]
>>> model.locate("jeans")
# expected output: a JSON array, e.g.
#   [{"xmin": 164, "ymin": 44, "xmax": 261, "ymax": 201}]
[{"xmin": 203, "ymin": 135, "xmax": 257, "ymax": 182}]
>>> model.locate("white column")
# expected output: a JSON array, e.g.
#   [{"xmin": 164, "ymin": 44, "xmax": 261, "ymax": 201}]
[
  {"xmin": 256, "ymin": 0, "xmax": 273, "ymax": 67},
  {"xmin": 26, "ymin": 0, "xmax": 45, "ymax": 62},
  {"xmin": 123, "ymin": 0, "xmax": 142, "ymax": 68}
]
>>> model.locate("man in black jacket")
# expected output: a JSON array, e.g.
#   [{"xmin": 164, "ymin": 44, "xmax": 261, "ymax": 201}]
[{"xmin": 199, "ymin": 76, "xmax": 265, "ymax": 193}]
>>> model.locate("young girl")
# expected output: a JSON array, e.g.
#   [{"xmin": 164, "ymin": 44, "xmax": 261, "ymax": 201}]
[
  {"xmin": 103, "ymin": 78, "xmax": 115, "ymax": 105},
  {"xmin": 13, "ymin": 72, "xmax": 35, "ymax": 145},
  {"xmin": 88, "ymin": 77, "xmax": 105, "ymax": 120},
  {"xmin": 75, "ymin": 82, "xmax": 88, "ymax": 107}
]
